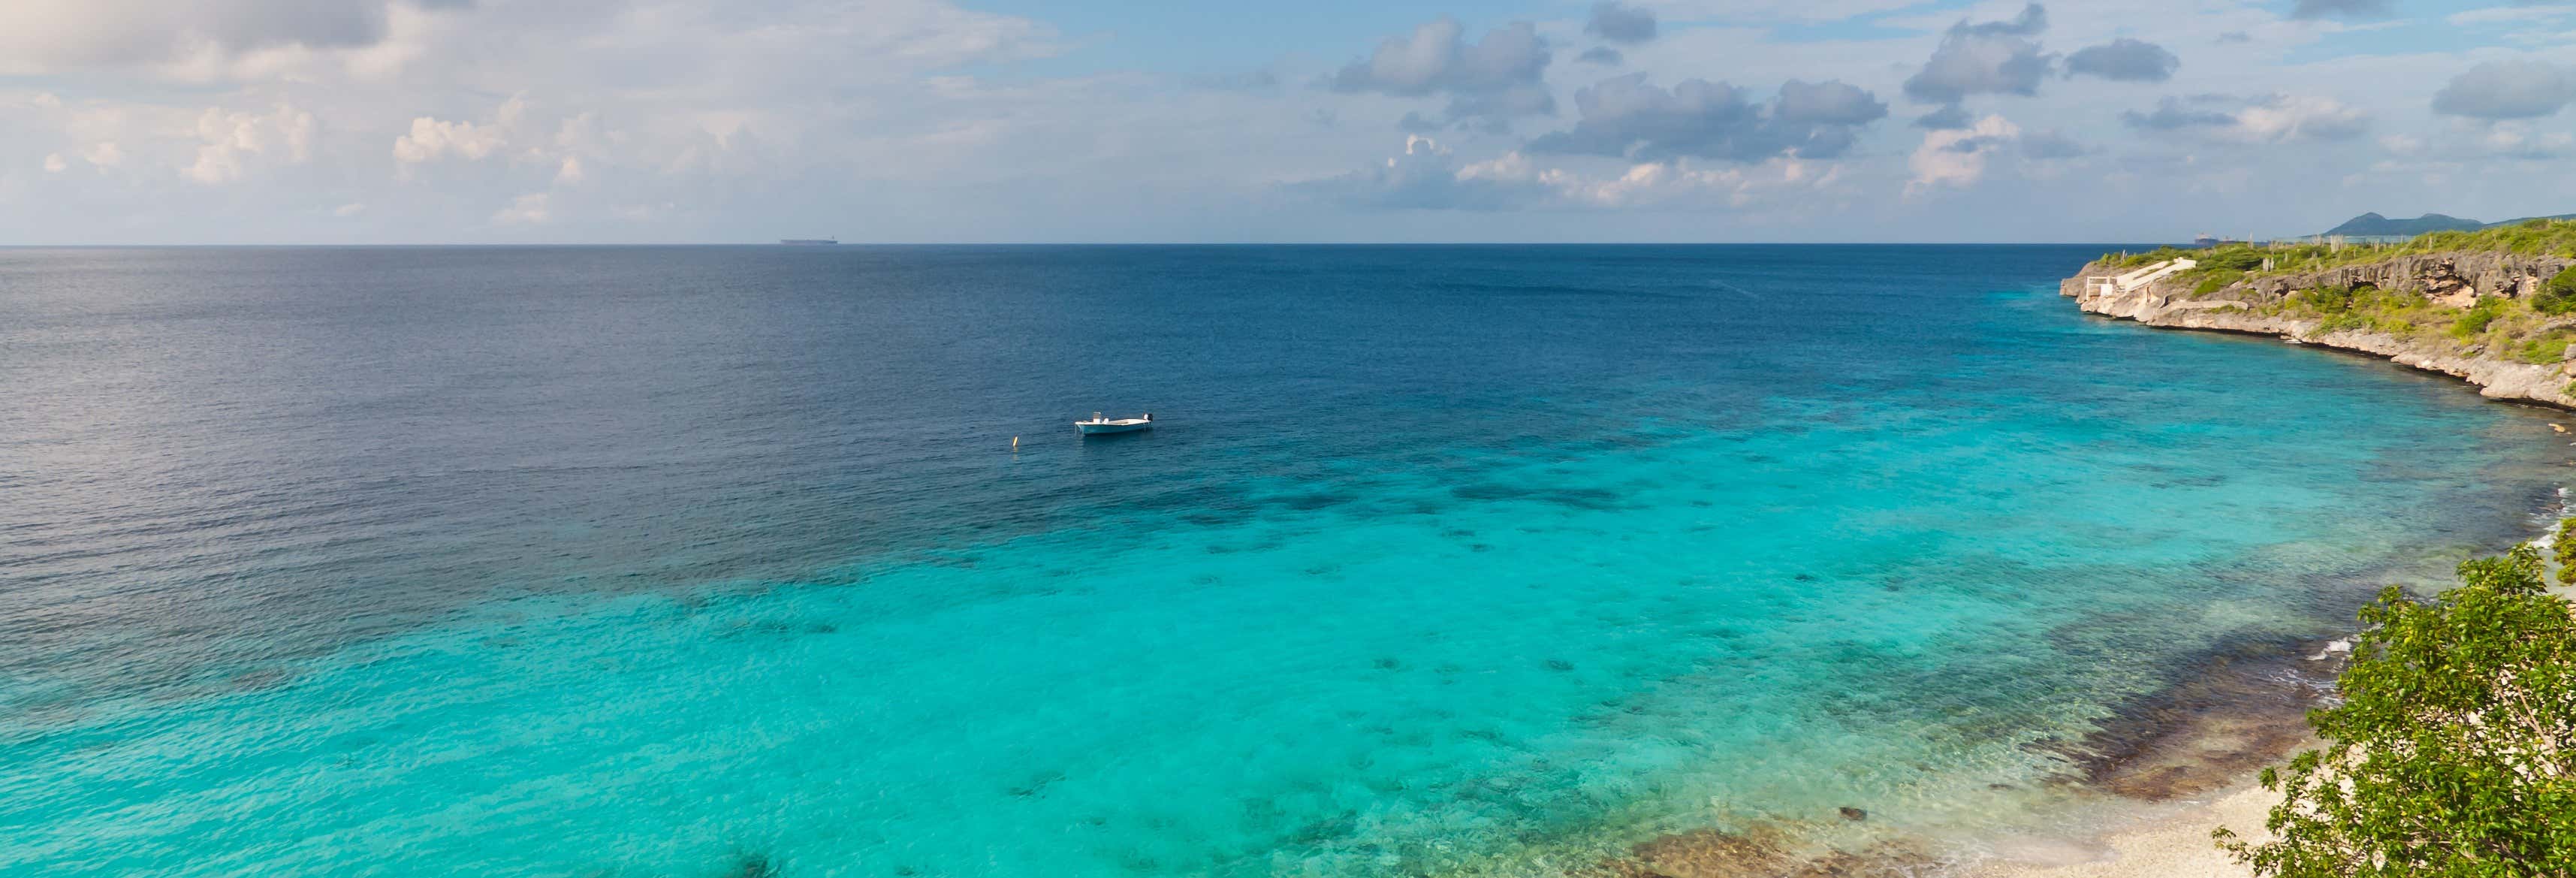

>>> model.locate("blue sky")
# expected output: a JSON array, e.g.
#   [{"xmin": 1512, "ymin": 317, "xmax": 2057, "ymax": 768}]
[{"xmin": 3, "ymin": 0, "xmax": 2575, "ymax": 243}]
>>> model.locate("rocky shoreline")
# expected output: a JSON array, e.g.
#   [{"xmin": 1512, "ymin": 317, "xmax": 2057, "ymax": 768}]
[{"xmin": 2061, "ymin": 252, "xmax": 2576, "ymax": 409}]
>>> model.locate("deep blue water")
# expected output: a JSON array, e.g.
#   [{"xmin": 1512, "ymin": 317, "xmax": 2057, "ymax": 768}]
[{"xmin": 1, "ymin": 245, "xmax": 2566, "ymax": 876}]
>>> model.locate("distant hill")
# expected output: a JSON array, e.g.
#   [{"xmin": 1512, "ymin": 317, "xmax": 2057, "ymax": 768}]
[
  {"xmin": 2313, "ymin": 211, "xmax": 2576, "ymax": 238},
  {"xmin": 2321, "ymin": 213, "xmax": 2486, "ymax": 237}
]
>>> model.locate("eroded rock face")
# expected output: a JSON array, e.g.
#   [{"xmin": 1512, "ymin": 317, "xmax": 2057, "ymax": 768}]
[
  {"xmin": 2063, "ymin": 252, "xmax": 2573, "ymax": 305},
  {"xmin": 2060, "ymin": 257, "xmax": 2576, "ymax": 409},
  {"xmin": 2240, "ymin": 251, "xmax": 2574, "ymax": 300}
]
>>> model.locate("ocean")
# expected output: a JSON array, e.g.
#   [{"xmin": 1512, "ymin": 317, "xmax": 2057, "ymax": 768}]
[{"xmin": 2, "ymin": 245, "xmax": 2565, "ymax": 876}]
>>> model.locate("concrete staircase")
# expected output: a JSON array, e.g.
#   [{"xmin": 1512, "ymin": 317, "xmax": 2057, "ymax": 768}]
[{"xmin": 2087, "ymin": 258, "xmax": 2197, "ymax": 297}]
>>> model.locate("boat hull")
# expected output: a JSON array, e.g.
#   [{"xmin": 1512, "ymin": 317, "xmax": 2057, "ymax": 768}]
[{"xmin": 1075, "ymin": 421, "xmax": 1152, "ymax": 435}]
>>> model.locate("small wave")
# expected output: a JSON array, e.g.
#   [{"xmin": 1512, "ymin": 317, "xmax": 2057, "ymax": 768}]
[{"xmin": 1706, "ymin": 278, "xmax": 1760, "ymax": 297}]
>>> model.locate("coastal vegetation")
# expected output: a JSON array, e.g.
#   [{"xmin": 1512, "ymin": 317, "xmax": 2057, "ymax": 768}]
[
  {"xmin": 2089, "ymin": 222, "xmax": 2576, "ymax": 367},
  {"xmin": 2106, "ymin": 219, "xmax": 2576, "ymax": 277},
  {"xmin": 2079, "ymin": 224, "xmax": 2576, "ymax": 870},
  {"xmin": 2262, "ymin": 280, "xmax": 2576, "ymax": 364},
  {"xmin": 2219, "ymin": 545, "xmax": 2576, "ymax": 875},
  {"xmin": 2558, "ymin": 518, "xmax": 2576, "ymax": 587}
]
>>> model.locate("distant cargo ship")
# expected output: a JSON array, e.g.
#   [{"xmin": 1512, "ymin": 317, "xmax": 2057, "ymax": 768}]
[{"xmin": 779, "ymin": 238, "xmax": 839, "ymax": 245}]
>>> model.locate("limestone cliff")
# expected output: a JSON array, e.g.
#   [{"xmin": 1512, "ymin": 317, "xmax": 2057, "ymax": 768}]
[{"xmin": 2062, "ymin": 251, "xmax": 2576, "ymax": 409}]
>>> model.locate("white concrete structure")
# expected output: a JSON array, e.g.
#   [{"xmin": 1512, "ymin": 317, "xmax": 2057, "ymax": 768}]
[{"xmin": 2087, "ymin": 258, "xmax": 2197, "ymax": 297}]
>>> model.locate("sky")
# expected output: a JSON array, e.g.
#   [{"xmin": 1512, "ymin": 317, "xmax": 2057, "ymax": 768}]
[{"xmin": 5, "ymin": 0, "xmax": 2576, "ymax": 243}]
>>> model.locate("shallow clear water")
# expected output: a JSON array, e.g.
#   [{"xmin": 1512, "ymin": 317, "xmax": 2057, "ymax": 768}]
[{"xmin": 2, "ymin": 245, "xmax": 2566, "ymax": 876}]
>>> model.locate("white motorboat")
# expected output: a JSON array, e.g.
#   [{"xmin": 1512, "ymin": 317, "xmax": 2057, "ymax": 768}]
[{"xmin": 1075, "ymin": 412, "xmax": 1154, "ymax": 435}]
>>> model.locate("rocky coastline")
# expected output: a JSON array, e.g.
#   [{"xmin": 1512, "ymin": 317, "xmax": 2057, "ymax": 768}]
[{"xmin": 2062, "ymin": 250, "xmax": 2576, "ymax": 409}]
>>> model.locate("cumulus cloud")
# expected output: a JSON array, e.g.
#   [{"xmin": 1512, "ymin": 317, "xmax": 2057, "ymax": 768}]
[
  {"xmin": 1296, "ymin": 134, "xmax": 1839, "ymax": 212},
  {"xmin": 1526, "ymin": 74, "xmax": 1887, "ymax": 162},
  {"xmin": 1551, "ymin": 158, "xmax": 1835, "ymax": 210},
  {"xmin": 183, "ymin": 102, "xmax": 314, "ymax": 183},
  {"xmin": 1914, "ymin": 104, "xmax": 1974, "ymax": 130},
  {"xmin": 0, "ymin": 0, "xmax": 470, "ymax": 74},
  {"xmin": 2235, "ymin": 94, "xmax": 2369, "ymax": 142},
  {"xmin": 2125, "ymin": 93, "xmax": 2369, "ymax": 142},
  {"xmin": 2479, "ymin": 124, "xmax": 2576, "ymax": 160},
  {"xmin": 392, "ymin": 116, "xmax": 505, "ymax": 164},
  {"xmin": 44, "ymin": 153, "xmax": 68, "ymax": 172},
  {"xmin": 2432, "ymin": 60, "xmax": 2576, "ymax": 120},
  {"xmin": 2122, "ymin": 95, "xmax": 2237, "ymax": 130},
  {"xmin": 0, "ymin": 0, "xmax": 1099, "ymax": 242},
  {"xmin": 2017, "ymin": 129, "xmax": 2090, "ymax": 159},
  {"xmin": 2291, "ymin": 0, "xmax": 2393, "ymax": 20},
  {"xmin": 1577, "ymin": 47, "xmax": 1624, "ymax": 65},
  {"xmin": 1908, "ymin": 114, "xmax": 2019, "ymax": 192},
  {"xmin": 1291, "ymin": 134, "xmax": 1548, "ymax": 210},
  {"xmin": 2065, "ymin": 38, "xmax": 2178, "ymax": 83},
  {"xmin": 1902, "ymin": 4, "xmax": 2053, "ymax": 105},
  {"xmin": 1585, "ymin": 2, "xmax": 1657, "ymax": 44},
  {"xmin": 1330, "ymin": 18, "xmax": 1554, "ymax": 122},
  {"xmin": 491, "ymin": 192, "xmax": 550, "ymax": 225}
]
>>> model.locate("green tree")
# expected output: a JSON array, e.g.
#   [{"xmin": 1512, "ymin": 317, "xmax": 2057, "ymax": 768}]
[
  {"xmin": 2534, "ymin": 267, "xmax": 2576, "ymax": 316},
  {"xmin": 2219, "ymin": 545, "xmax": 2576, "ymax": 875}
]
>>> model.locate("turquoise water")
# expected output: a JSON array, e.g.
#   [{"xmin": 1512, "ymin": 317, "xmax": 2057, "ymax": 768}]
[{"xmin": 2, "ymin": 246, "xmax": 2568, "ymax": 876}]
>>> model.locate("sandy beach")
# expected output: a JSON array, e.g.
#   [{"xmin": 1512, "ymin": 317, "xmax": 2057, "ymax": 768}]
[{"xmin": 1970, "ymin": 784, "xmax": 2271, "ymax": 878}]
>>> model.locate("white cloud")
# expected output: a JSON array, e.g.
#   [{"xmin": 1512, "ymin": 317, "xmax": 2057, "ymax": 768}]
[
  {"xmin": 1296, "ymin": 134, "xmax": 1839, "ymax": 212},
  {"xmin": 0, "ymin": 0, "xmax": 436, "ymax": 74},
  {"xmin": 2447, "ymin": 5, "xmax": 2574, "ymax": 26},
  {"xmin": 44, "ymin": 152, "xmax": 68, "ymax": 172},
  {"xmin": 491, "ymin": 192, "xmax": 550, "ymax": 225},
  {"xmin": 182, "ymin": 102, "xmax": 313, "ymax": 183},
  {"xmin": 1908, "ymin": 114, "xmax": 2019, "ymax": 194},
  {"xmin": 334, "ymin": 201, "xmax": 366, "ymax": 216},
  {"xmin": 1329, "ymin": 17, "xmax": 1555, "ymax": 122},
  {"xmin": 2480, "ymin": 122, "xmax": 2575, "ymax": 159},
  {"xmin": 392, "ymin": 116, "xmax": 504, "ymax": 165},
  {"xmin": 0, "ymin": 0, "xmax": 2571, "ymax": 243},
  {"xmin": 2233, "ymin": 94, "xmax": 2369, "ymax": 143},
  {"xmin": 2432, "ymin": 60, "xmax": 2576, "ymax": 120}
]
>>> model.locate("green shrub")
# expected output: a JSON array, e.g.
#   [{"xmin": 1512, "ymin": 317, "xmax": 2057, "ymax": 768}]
[
  {"xmin": 2199, "ymin": 247, "xmax": 2267, "ymax": 272},
  {"xmin": 2219, "ymin": 546, "xmax": 2576, "ymax": 875},
  {"xmin": 2450, "ymin": 297, "xmax": 2508, "ymax": 338},
  {"xmin": 2229, "ymin": 220, "xmax": 2576, "ymax": 282},
  {"xmin": 2517, "ymin": 335, "xmax": 2572, "ymax": 364},
  {"xmin": 2192, "ymin": 270, "xmax": 2244, "ymax": 297},
  {"xmin": 2110, "ymin": 246, "xmax": 2194, "ymax": 269},
  {"xmin": 2556, "ymin": 518, "xmax": 2576, "ymax": 585},
  {"xmin": 2535, "ymin": 266, "xmax": 2576, "ymax": 315}
]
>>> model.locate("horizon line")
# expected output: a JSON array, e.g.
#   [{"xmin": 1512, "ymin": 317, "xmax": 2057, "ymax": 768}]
[{"xmin": 0, "ymin": 240, "xmax": 2196, "ymax": 249}]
